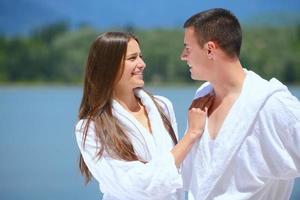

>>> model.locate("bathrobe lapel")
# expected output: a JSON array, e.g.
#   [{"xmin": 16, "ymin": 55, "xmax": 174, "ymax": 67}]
[
  {"xmin": 193, "ymin": 70, "xmax": 287, "ymax": 199},
  {"xmin": 112, "ymin": 89, "xmax": 171, "ymax": 162}
]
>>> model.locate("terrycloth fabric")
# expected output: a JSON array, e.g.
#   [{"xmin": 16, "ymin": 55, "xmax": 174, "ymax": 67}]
[
  {"xmin": 183, "ymin": 70, "xmax": 300, "ymax": 200},
  {"xmin": 75, "ymin": 89, "xmax": 183, "ymax": 200}
]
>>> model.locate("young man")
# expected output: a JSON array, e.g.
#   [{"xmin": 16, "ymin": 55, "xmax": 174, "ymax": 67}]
[{"xmin": 181, "ymin": 8, "xmax": 300, "ymax": 200}]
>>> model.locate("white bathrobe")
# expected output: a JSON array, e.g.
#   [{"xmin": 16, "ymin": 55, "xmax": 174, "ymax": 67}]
[
  {"xmin": 75, "ymin": 89, "xmax": 183, "ymax": 200},
  {"xmin": 183, "ymin": 70, "xmax": 300, "ymax": 200}
]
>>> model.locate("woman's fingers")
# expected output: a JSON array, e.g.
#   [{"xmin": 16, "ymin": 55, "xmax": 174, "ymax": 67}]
[{"xmin": 187, "ymin": 107, "xmax": 207, "ymax": 138}]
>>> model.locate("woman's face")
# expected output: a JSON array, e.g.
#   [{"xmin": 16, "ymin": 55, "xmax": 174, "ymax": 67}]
[{"xmin": 115, "ymin": 39, "xmax": 146, "ymax": 91}]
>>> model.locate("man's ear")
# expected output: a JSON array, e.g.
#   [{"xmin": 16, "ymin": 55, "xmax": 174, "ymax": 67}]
[{"xmin": 206, "ymin": 41, "xmax": 217, "ymax": 59}]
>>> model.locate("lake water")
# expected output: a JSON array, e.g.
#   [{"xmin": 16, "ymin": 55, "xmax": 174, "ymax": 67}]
[{"xmin": 0, "ymin": 85, "xmax": 299, "ymax": 200}]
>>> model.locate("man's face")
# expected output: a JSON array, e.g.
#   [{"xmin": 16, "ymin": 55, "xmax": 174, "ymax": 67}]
[{"xmin": 181, "ymin": 27, "xmax": 210, "ymax": 81}]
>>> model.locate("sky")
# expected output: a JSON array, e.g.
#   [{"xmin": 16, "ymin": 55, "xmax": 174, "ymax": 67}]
[{"xmin": 1, "ymin": 0, "xmax": 300, "ymax": 35}]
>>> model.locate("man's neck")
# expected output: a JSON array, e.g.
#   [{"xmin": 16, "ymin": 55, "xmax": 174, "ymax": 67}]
[{"xmin": 210, "ymin": 61, "xmax": 245, "ymax": 100}]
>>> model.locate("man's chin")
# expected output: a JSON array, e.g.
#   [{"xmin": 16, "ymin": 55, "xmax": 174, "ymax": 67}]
[
  {"xmin": 191, "ymin": 74, "xmax": 203, "ymax": 81},
  {"xmin": 190, "ymin": 74, "xmax": 197, "ymax": 80}
]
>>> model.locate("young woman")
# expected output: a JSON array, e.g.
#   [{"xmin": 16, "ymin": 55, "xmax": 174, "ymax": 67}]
[{"xmin": 75, "ymin": 32, "xmax": 206, "ymax": 200}]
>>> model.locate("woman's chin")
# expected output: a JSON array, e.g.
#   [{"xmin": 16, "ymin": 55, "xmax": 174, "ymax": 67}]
[{"xmin": 134, "ymin": 81, "xmax": 144, "ymax": 88}]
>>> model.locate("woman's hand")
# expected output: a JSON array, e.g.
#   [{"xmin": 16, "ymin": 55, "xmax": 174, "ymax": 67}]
[
  {"xmin": 171, "ymin": 107, "xmax": 207, "ymax": 167},
  {"xmin": 187, "ymin": 107, "xmax": 208, "ymax": 140}
]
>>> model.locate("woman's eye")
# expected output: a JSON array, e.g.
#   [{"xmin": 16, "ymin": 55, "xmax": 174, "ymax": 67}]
[{"xmin": 128, "ymin": 57, "xmax": 136, "ymax": 61}]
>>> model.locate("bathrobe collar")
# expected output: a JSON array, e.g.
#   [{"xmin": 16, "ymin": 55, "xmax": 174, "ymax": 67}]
[{"xmin": 112, "ymin": 88, "xmax": 171, "ymax": 162}]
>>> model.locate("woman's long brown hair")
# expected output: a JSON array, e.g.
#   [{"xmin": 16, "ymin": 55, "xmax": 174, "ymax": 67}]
[{"xmin": 78, "ymin": 32, "xmax": 177, "ymax": 183}]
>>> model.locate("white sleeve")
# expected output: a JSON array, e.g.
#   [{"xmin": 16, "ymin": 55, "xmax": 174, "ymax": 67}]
[
  {"xmin": 75, "ymin": 120, "xmax": 183, "ymax": 200},
  {"xmin": 278, "ymin": 92, "xmax": 300, "ymax": 177},
  {"xmin": 285, "ymin": 122, "xmax": 300, "ymax": 174},
  {"xmin": 260, "ymin": 91, "xmax": 300, "ymax": 179},
  {"xmin": 181, "ymin": 143, "xmax": 194, "ymax": 191}
]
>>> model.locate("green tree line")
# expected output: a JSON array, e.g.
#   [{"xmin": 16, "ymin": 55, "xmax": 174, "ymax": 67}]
[{"xmin": 0, "ymin": 22, "xmax": 299, "ymax": 84}]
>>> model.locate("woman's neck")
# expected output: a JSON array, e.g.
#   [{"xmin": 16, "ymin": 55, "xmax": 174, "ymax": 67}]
[{"xmin": 113, "ymin": 88, "xmax": 141, "ymax": 112}]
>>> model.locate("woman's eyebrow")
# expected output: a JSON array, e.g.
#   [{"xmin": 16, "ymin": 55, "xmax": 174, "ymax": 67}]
[{"xmin": 126, "ymin": 52, "xmax": 139, "ymax": 57}]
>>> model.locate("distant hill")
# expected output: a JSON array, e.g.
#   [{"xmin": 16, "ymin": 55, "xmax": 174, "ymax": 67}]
[
  {"xmin": 0, "ymin": 0, "xmax": 65, "ymax": 35},
  {"xmin": 1, "ymin": 0, "xmax": 300, "ymax": 36}
]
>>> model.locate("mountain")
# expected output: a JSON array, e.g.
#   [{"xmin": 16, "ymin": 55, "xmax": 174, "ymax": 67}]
[
  {"xmin": 0, "ymin": 0, "xmax": 66, "ymax": 35},
  {"xmin": 1, "ymin": 0, "xmax": 300, "ymax": 36}
]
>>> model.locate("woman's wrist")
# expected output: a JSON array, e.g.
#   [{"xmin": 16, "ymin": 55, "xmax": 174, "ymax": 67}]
[{"xmin": 185, "ymin": 128, "xmax": 204, "ymax": 141}]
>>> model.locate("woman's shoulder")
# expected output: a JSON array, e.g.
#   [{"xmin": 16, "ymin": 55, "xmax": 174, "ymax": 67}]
[
  {"xmin": 153, "ymin": 95, "xmax": 173, "ymax": 110},
  {"xmin": 154, "ymin": 95, "xmax": 172, "ymax": 104},
  {"xmin": 153, "ymin": 95, "xmax": 176, "ymax": 120},
  {"xmin": 75, "ymin": 119, "xmax": 95, "ymax": 134},
  {"xmin": 74, "ymin": 119, "xmax": 98, "ymax": 147}
]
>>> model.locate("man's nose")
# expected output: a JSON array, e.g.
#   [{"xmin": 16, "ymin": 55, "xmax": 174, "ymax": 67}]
[{"xmin": 181, "ymin": 50, "xmax": 187, "ymax": 61}]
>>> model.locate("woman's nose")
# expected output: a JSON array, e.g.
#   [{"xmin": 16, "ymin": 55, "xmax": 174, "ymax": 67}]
[{"xmin": 137, "ymin": 57, "xmax": 146, "ymax": 68}]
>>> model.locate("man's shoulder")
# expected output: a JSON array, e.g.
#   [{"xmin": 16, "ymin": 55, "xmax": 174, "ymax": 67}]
[
  {"xmin": 194, "ymin": 82, "xmax": 213, "ymax": 99},
  {"xmin": 262, "ymin": 89, "xmax": 300, "ymax": 125}
]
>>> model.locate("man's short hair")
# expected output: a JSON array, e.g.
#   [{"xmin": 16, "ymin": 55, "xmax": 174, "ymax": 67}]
[{"xmin": 184, "ymin": 8, "xmax": 242, "ymax": 58}]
